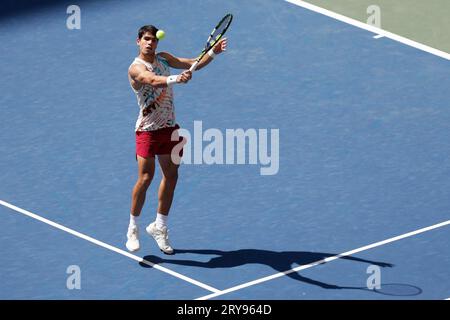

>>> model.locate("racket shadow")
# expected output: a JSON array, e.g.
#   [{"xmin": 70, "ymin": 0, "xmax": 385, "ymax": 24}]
[
  {"xmin": 334, "ymin": 283, "xmax": 423, "ymax": 297},
  {"xmin": 139, "ymin": 248, "xmax": 420, "ymax": 295}
]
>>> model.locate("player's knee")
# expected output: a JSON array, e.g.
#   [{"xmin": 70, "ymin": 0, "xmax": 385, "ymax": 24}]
[
  {"xmin": 139, "ymin": 173, "xmax": 153, "ymax": 187},
  {"xmin": 164, "ymin": 171, "xmax": 178, "ymax": 183}
]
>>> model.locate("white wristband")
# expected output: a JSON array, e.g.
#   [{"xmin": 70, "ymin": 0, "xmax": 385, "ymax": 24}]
[
  {"xmin": 166, "ymin": 75, "xmax": 179, "ymax": 86},
  {"xmin": 207, "ymin": 49, "xmax": 216, "ymax": 58}
]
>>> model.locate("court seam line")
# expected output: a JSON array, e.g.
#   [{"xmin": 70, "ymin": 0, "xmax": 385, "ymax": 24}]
[
  {"xmin": 196, "ymin": 220, "xmax": 450, "ymax": 300},
  {"xmin": 0, "ymin": 199, "xmax": 220, "ymax": 294},
  {"xmin": 285, "ymin": 0, "xmax": 450, "ymax": 61}
]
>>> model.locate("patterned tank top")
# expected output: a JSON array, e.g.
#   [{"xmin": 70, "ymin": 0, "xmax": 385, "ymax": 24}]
[{"xmin": 129, "ymin": 55, "xmax": 176, "ymax": 131}]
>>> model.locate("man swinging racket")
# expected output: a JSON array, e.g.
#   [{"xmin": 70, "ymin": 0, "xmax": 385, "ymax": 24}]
[{"xmin": 126, "ymin": 23, "xmax": 229, "ymax": 254}]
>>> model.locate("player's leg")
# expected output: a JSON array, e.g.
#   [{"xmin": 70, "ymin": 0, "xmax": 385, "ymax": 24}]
[
  {"xmin": 146, "ymin": 154, "xmax": 178, "ymax": 254},
  {"xmin": 131, "ymin": 155, "xmax": 155, "ymax": 216},
  {"xmin": 156, "ymin": 153, "xmax": 179, "ymax": 215},
  {"xmin": 127, "ymin": 155, "xmax": 155, "ymax": 252}
]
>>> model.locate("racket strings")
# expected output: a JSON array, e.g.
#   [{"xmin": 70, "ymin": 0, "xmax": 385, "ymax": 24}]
[
  {"xmin": 206, "ymin": 14, "xmax": 232, "ymax": 50},
  {"xmin": 213, "ymin": 16, "xmax": 232, "ymax": 38}
]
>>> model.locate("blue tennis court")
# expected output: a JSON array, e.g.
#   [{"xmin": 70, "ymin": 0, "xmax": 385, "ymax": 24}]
[{"xmin": 1, "ymin": 0, "xmax": 449, "ymax": 300}]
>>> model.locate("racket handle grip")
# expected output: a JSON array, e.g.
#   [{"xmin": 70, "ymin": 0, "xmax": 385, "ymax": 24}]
[{"xmin": 189, "ymin": 60, "xmax": 200, "ymax": 72}]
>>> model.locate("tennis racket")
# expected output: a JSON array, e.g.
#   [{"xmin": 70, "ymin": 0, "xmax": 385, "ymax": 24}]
[{"xmin": 189, "ymin": 13, "xmax": 233, "ymax": 72}]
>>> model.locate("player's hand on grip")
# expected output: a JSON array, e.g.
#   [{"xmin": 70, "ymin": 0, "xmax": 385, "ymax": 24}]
[{"xmin": 177, "ymin": 70, "xmax": 192, "ymax": 83}]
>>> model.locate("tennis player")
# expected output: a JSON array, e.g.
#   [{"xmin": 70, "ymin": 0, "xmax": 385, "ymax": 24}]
[{"xmin": 126, "ymin": 25, "xmax": 227, "ymax": 253}]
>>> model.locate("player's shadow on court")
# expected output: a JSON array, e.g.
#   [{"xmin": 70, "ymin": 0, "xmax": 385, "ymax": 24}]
[
  {"xmin": 140, "ymin": 249, "xmax": 397, "ymax": 292},
  {"xmin": 141, "ymin": 249, "xmax": 422, "ymax": 295}
]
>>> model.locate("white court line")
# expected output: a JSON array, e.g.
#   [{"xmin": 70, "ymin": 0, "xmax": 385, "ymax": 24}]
[
  {"xmin": 373, "ymin": 34, "xmax": 384, "ymax": 39},
  {"xmin": 0, "ymin": 199, "xmax": 220, "ymax": 294},
  {"xmin": 197, "ymin": 220, "xmax": 450, "ymax": 300},
  {"xmin": 285, "ymin": 0, "xmax": 450, "ymax": 61}
]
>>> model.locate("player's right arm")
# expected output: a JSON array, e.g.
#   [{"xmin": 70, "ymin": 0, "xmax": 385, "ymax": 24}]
[{"xmin": 128, "ymin": 63, "xmax": 191, "ymax": 89}]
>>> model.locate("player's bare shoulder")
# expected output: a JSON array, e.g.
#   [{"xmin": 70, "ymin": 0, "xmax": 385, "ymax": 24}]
[
  {"xmin": 158, "ymin": 51, "xmax": 171, "ymax": 59},
  {"xmin": 128, "ymin": 63, "xmax": 147, "ymax": 90},
  {"xmin": 157, "ymin": 51, "xmax": 176, "ymax": 63},
  {"xmin": 158, "ymin": 51, "xmax": 193, "ymax": 70},
  {"xmin": 129, "ymin": 63, "xmax": 147, "ymax": 79}
]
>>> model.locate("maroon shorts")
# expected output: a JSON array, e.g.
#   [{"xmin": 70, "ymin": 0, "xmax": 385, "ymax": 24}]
[{"xmin": 135, "ymin": 124, "xmax": 184, "ymax": 159}]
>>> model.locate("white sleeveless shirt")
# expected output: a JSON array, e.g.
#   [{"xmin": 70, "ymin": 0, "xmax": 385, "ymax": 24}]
[{"xmin": 129, "ymin": 55, "xmax": 176, "ymax": 131}]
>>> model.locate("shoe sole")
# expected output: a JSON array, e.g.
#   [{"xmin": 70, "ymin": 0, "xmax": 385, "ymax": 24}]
[
  {"xmin": 160, "ymin": 248, "xmax": 174, "ymax": 255},
  {"xmin": 126, "ymin": 242, "xmax": 140, "ymax": 252}
]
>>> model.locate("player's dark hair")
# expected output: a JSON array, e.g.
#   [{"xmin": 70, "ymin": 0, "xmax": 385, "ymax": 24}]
[{"xmin": 138, "ymin": 25, "xmax": 158, "ymax": 39}]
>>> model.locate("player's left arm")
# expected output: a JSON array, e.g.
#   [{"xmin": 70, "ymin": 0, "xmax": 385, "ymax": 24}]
[{"xmin": 160, "ymin": 38, "xmax": 227, "ymax": 71}]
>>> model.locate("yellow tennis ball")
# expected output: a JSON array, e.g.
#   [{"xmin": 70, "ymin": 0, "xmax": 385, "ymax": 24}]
[{"xmin": 156, "ymin": 30, "xmax": 165, "ymax": 40}]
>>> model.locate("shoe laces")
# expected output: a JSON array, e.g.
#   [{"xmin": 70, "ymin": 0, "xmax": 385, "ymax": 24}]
[
  {"xmin": 155, "ymin": 227, "xmax": 170, "ymax": 244},
  {"xmin": 128, "ymin": 226, "xmax": 139, "ymax": 240}
]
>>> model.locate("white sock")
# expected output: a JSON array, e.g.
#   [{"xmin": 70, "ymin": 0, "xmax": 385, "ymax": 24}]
[
  {"xmin": 129, "ymin": 214, "xmax": 139, "ymax": 228},
  {"xmin": 155, "ymin": 213, "xmax": 168, "ymax": 229}
]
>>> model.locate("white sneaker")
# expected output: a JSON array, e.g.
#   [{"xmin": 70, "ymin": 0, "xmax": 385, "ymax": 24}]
[
  {"xmin": 126, "ymin": 225, "xmax": 140, "ymax": 252},
  {"xmin": 146, "ymin": 222, "xmax": 174, "ymax": 254}
]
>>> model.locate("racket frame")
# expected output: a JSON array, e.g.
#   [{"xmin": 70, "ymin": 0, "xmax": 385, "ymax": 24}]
[{"xmin": 189, "ymin": 13, "xmax": 233, "ymax": 72}]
